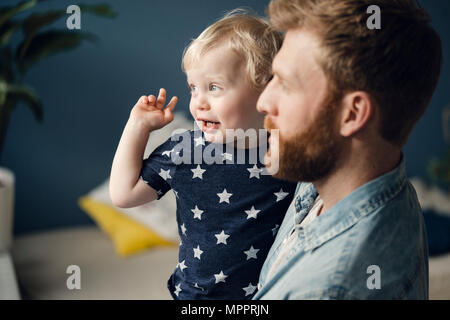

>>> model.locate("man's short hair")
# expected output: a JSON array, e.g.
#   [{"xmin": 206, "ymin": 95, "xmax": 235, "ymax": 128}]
[
  {"xmin": 268, "ymin": 0, "xmax": 442, "ymax": 147},
  {"xmin": 182, "ymin": 8, "xmax": 283, "ymax": 91}
]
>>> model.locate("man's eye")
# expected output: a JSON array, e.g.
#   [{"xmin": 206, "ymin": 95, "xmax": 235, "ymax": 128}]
[{"xmin": 278, "ymin": 79, "xmax": 288, "ymax": 91}]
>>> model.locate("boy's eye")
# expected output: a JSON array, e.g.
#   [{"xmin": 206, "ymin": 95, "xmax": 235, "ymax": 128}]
[
  {"xmin": 209, "ymin": 84, "xmax": 219, "ymax": 91},
  {"xmin": 189, "ymin": 85, "xmax": 198, "ymax": 93}
]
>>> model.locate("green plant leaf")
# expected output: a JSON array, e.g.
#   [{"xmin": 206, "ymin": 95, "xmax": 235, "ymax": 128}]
[
  {"xmin": 0, "ymin": 0, "xmax": 38, "ymax": 31},
  {"xmin": 18, "ymin": 10, "xmax": 67, "ymax": 61},
  {"xmin": 7, "ymin": 83, "xmax": 42, "ymax": 122},
  {"xmin": 0, "ymin": 79, "xmax": 42, "ymax": 122},
  {"xmin": 17, "ymin": 4, "xmax": 116, "ymax": 61},
  {"xmin": 16, "ymin": 30, "xmax": 98, "ymax": 73},
  {"xmin": 0, "ymin": 78, "xmax": 7, "ymax": 106},
  {"xmin": 0, "ymin": 47, "xmax": 14, "ymax": 82},
  {"xmin": 0, "ymin": 20, "xmax": 22, "ymax": 46}
]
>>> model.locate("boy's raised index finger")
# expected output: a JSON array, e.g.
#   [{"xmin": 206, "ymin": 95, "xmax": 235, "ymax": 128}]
[{"xmin": 166, "ymin": 96, "xmax": 178, "ymax": 112}]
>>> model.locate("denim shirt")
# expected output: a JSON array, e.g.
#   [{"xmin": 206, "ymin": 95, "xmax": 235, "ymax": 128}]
[{"xmin": 253, "ymin": 156, "xmax": 429, "ymax": 300}]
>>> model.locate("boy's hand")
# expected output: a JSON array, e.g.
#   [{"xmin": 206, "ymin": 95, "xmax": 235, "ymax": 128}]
[{"xmin": 130, "ymin": 88, "xmax": 178, "ymax": 131}]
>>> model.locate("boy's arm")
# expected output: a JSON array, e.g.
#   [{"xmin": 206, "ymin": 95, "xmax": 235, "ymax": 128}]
[
  {"xmin": 109, "ymin": 89, "xmax": 178, "ymax": 208},
  {"xmin": 109, "ymin": 118, "xmax": 157, "ymax": 208}
]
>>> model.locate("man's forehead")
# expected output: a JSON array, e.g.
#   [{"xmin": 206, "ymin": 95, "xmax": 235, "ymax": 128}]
[
  {"xmin": 273, "ymin": 46, "xmax": 295, "ymax": 76},
  {"xmin": 274, "ymin": 29, "xmax": 322, "ymax": 79},
  {"xmin": 273, "ymin": 41, "xmax": 301, "ymax": 82},
  {"xmin": 285, "ymin": 28, "xmax": 321, "ymax": 49}
]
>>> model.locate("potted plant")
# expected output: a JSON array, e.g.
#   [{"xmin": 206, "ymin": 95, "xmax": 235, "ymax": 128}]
[{"xmin": 0, "ymin": 0, "xmax": 115, "ymax": 252}]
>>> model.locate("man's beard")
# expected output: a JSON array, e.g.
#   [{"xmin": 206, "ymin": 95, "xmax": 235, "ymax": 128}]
[{"xmin": 264, "ymin": 99, "xmax": 343, "ymax": 182}]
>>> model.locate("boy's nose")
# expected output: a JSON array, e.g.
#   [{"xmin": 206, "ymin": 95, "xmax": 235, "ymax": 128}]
[{"xmin": 195, "ymin": 94, "xmax": 210, "ymax": 110}]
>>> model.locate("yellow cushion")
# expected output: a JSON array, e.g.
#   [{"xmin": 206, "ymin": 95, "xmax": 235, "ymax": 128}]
[{"xmin": 78, "ymin": 196, "xmax": 176, "ymax": 257}]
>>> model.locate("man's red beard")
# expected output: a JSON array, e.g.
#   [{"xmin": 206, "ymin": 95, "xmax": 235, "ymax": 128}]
[{"xmin": 264, "ymin": 100, "xmax": 343, "ymax": 182}]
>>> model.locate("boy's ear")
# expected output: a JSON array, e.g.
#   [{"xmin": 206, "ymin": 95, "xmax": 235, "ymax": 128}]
[{"xmin": 339, "ymin": 91, "xmax": 374, "ymax": 137}]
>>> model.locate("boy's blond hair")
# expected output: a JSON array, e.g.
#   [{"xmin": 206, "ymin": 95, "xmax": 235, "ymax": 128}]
[{"xmin": 182, "ymin": 9, "xmax": 283, "ymax": 91}]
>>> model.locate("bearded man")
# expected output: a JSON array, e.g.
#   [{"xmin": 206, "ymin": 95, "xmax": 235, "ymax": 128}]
[{"xmin": 255, "ymin": 0, "xmax": 442, "ymax": 299}]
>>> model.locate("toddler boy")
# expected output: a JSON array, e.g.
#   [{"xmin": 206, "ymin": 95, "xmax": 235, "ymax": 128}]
[{"xmin": 110, "ymin": 10, "xmax": 296, "ymax": 299}]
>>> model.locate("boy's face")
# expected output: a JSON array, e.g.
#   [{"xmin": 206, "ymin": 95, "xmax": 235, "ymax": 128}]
[{"xmin": 186, "ymin": 43, "xmax": 264, "ymax": 145}]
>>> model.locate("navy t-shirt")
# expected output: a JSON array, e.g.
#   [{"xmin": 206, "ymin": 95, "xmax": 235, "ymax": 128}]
[{"xmin": 140, "ymin": 129, "xmax": 296, "ymax": 299}]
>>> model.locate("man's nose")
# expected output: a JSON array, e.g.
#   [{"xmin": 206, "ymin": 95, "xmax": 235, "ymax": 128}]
[{"xmin": 257, "ymin": 84, "xmax": 277, "ymax": 116}]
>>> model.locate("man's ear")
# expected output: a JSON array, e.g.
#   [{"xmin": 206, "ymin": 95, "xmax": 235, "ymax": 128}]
[{"xmin": 339, "ymin": 91, "xmax": 374, "ymax": 137}]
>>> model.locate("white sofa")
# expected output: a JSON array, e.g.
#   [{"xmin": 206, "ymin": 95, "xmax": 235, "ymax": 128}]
[
  {"xmin": 0, "ymin": 251, "xmax": 20, "ymax": 299},
  {"xmin": 11, "ymin": 226, "xmax": 177, "ymax": 299},
  {"xmin": 8, "ymin": 225, "xmax": 450, "ymax": 300},
  {"xmin": 0, "ymin": 167, "xmax": 20, "ymax": 300}
]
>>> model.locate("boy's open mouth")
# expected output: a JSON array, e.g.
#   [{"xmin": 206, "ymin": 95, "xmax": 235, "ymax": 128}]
[{"xmin": 198, "ymin": 119, "xmax": 220, "ymax": 131}]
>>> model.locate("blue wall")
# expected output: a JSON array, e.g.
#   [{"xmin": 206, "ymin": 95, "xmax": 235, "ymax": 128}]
[{"xmin": 1, "ymin": 0, "xmax": 449, "ymax": 235}]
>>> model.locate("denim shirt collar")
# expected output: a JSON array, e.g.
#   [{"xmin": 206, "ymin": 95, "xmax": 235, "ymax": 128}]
[{"xmin": 293, "ymin": 155, "xmax": 407, "ymax": 252}]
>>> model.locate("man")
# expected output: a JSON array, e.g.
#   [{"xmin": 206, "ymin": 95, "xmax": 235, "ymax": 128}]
[{"xmin": 254, "ymin": 0, "xmax": 442, "ymax": 299}]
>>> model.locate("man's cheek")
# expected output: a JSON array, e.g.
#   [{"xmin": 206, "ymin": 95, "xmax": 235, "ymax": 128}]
[{"xmin": 265, "ymin": 129, "xmax": 280, "ymax": 175}]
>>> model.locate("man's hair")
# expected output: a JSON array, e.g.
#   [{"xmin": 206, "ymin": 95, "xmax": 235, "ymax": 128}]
[
  {"xmin": 268, "ymin": 0, "xmax": 442, "ymax": 147},
  {"xmin": 182, "ymin": 8, "xmax": 283, "ymax": 90}
]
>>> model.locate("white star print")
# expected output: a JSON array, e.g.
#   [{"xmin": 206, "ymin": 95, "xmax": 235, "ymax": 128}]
[
  {"xmin": 274, "ymin": 188, "xmax": 289, "ymax": 202},
  {"xmin": 178, "ymin": 260, "xmax": 187, "ymax": 271},
  {"xmin": 214, "ymin": 271, "xmax": 228, "ymax": 284},
  {"xmin": 156, "ymin": 189, "xmax": 163, "ymax": 196},
  {"xmin": 191, "ymin": 205, "xmax": 204, "ymax": 220},
  {"xmin": 174, "ymin": 284, "xmax": 182, "ymax": 296},
  {"xmin": 242, "ymin": 283, "xmax": 257, "ymax": 296},
  {"xmin": 193, "ymin": 245, "xmax": 203, "ymax": 260},
  {"xmin": 247, "ymin": 164, "xmax": 263, "ymax": 179},
  {"xmin": 215, "ymin": 230, "xmax": 230, "ymax": 245},
  {"xmin": 191, "ymin": 165, "xmax": 206, "ymax": 179},
  {"xmin": 173, "ymin": 190, "xmax": 179, "ymax": 198},
  {"xmin": 158, "ymin": 168, "xmax": 172, "ymax": 180},
  {"xmin": 217, "ymin": 189, "xmax": 232, "ymax": 204},
  {"xmin": 194, "ymin": 136, "xmax": 205, "ymax": 147},
  {"xmin": 244, "ymin": 246, "xmax": 260, "ymax": 260},
  {"xmin": 245, "ymin": 206, "xmax": 261, "ymax": 219},
  {"xmin": 181, "ymin": 223, "xmax": 187, "ymax": 236}
]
